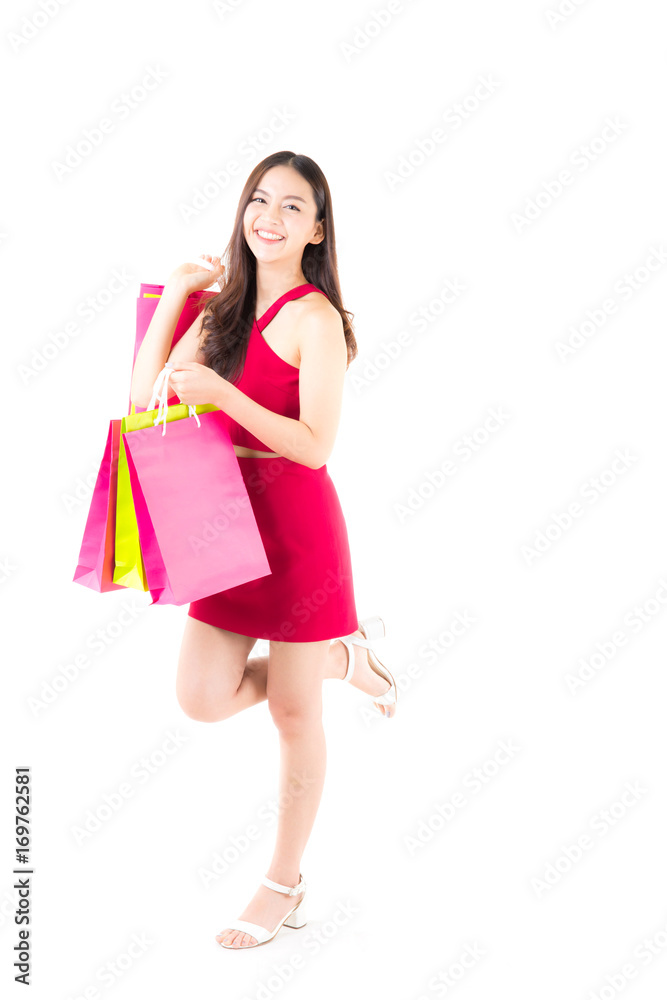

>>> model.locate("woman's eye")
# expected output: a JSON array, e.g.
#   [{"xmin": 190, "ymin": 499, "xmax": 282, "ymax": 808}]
[{"xmin": 251, "ymin": 196, "xmax": 299, "ymax": 211}]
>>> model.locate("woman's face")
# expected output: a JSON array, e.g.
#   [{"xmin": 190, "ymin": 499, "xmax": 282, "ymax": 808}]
[{"xmin": 243, "ymin": 165, "xmax": 324, "ymax": 264}]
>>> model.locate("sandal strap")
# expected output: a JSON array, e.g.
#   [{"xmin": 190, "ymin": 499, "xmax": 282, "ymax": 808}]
[
  {"xmin": 331, "ymin": 637, "xmax": 355, "ymax": 682},
  {"xmin": 224, "ymin": 918, "xmax": 271, "ymax": 943},
  {"xmin": 262, "ymin": 873, "xmax": 306, "ymax": 896}
]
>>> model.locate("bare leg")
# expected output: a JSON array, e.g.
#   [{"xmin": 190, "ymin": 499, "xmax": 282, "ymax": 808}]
[
  {"xmin": 216, "ymin": 638, "xmax": 329, "ymax": 948},
  {"xmin": 176, "ymin": 617, "xmax": 394, "ymax": 723}
]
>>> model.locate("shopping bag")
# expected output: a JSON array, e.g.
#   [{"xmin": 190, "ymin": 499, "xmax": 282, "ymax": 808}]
[
  {"xmin": 122, "ymin": 441, "xmax": 173, "ymax": 602},
  {"xmin": 113, "ymin": 404, "xmax": 149, "ymax": 592},
  {"xmin": 72, "ymin": 419, "xmax": 126, "ymax": 593},
  {"xmin": 113, "ymin": 274, "xmax": 219, "ymax": 582},
  {"xmin": 121, "ymin": 367, "xmax": 271, "ymax": 605},
  {"xmin": 114, "ymin": 393, "xmax": 217, "ymax": 599},
  {"xmin": 130, "ymin": 283, "xmax": 218, "ymax": 413},
  {"xmin": 73, "ymin": 266, "xmax": 224, "ymax": 599}
]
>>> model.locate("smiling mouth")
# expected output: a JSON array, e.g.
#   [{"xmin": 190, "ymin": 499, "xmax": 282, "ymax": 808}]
[{"xmin": 255, "ymin": 228, "xmax": 285, "ymax": 242}]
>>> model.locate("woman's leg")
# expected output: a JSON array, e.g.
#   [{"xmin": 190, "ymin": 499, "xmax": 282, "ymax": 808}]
[
  {"xmin": 175, "ymin": 617, "xmax": 262, "ymax": 722},
  {"xmin": 176, "ymin": 617, "xmax": 394, "ymax": 723},
  {"xmin": 216, "ymin": 638, "xmax": 329, "ymax": 948}
]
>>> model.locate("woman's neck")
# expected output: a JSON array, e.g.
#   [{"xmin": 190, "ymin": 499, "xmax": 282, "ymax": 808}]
[{"xmin": 254, "ymin": 268, "xmax": 307, "ymax": 310}]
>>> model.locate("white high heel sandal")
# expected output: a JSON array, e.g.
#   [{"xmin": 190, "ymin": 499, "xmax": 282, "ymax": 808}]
[
  {"xmin": 217, "ymin": 873, "xmax": 307, "ymax": 949},
  {"xmin": 330, "ymin": 616, "xmax": 398, "ymax": 716}
]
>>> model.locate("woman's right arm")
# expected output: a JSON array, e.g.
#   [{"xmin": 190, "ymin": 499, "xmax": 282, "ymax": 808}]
[{"xmin": 130, "ymin": 256, "xmax": 225, "ymax": 408}]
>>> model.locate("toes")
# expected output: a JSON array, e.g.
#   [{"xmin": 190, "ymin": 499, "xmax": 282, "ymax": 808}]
[
  {"xmin": 217, "ymin": 928, "xmax": 239, "ymax": 947},
  {"xmin": 218, "ymin": 930, "xmax": 257, "ymax": 948}
]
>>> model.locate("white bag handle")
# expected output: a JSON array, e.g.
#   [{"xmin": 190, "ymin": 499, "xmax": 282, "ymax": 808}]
[
  {"xmin": 186, "ymin": 257, "xmax": 215, "ymax": 270},
  {"xmin": 148, "ymin": 363, "xmax": 201, "ymax": 436}
]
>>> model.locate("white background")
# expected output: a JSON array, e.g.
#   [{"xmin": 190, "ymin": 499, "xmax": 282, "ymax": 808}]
[{"xmin": 3, "ymin": 0, "xmax": 667, "ymax": 997}]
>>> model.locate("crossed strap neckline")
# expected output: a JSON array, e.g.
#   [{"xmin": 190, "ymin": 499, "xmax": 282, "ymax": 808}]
[{"xmin": 253, "ymin": 283, "xmax": 328, "ymax": 370}]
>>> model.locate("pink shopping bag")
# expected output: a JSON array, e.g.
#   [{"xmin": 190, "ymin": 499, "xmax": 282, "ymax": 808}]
[
  {"xmin": 122, "ymin": 444, "xmax": 174, "ymax": 603},
  {"xmin": 130, "ymin": 285, "xmax": 218, "ymax": 413},
  {"xmin": 72, "ymin": 420, "xmax": 126, "ymax": 593},
  {"xmin": 122, "ymin": 404, "xmax": 272, "ymax": 606}
]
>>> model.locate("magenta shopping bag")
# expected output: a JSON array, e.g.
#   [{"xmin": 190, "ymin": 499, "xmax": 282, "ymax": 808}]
[
  {"xmin": 122, "ymin": 444, "xmax": 173, "ymax": 603},
  {"xmin": 72, "ymin": 420, "xmax": 126, "ymax": 593},
  {"xmin": 122, "ymin": 405, "xmax": 271, "ymax": 606},
  {"xmin": 129, "ymin": 285, "xmax": 218, "ymax": 413}
]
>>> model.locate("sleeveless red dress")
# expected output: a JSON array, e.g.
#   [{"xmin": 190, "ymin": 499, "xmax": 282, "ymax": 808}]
[{"xmin": 187, "ymin": 283, "xmax": 358, "ymax": 642}]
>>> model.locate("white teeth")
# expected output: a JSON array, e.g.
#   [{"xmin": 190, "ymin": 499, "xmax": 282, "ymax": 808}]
[{"xmin": 256, "ymin": 229, "xmax": 283, "ymax": 241}]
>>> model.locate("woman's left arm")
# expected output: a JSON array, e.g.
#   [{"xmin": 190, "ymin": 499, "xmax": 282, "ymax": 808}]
[{"xmin": 168, "ymin": 306, "xmax": 348, "ymax": 469}]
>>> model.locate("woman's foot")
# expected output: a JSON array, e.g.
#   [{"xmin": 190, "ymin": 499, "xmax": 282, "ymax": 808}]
[
  {"xmin": 330, "ymin": 630, "xmax": 396, "ymax": 718},
  {"xmin": 215, "ymin": 875, "xmax": 301, "ymax": 948}
]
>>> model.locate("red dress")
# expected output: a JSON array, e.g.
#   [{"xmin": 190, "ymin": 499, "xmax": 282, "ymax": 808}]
[{"xmin": 187, "ymin": 283, "xmax": 358, "ymax": 642}]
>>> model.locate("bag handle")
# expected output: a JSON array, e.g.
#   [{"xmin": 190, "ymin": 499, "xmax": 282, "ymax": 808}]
[
  {"xmin": 128, "ymin": 259, "xmax": 222, "ymax": 419},
  {"xmin": 186, "ymin": 256, "xmax": 225, "ymax": 289},
  {"xmin": 147, "ymin": 363, "xmax": 201, "ymax": 436}
]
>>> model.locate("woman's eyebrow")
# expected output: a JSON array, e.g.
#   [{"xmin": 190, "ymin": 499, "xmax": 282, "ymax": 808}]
[{"xmin": 252, "ymin": 187, "xmax": 307, "ymax": 203}]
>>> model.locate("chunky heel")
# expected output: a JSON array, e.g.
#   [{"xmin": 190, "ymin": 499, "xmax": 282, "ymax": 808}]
[
  {"xmin": 283, "ymin": 904, "xmax": 307, "ymax": 929},
  {"xmin": 358, "ymin": 615, "xmax": 385, "ymax": 642},
  {"xmin": 216, "ymin": 873, "xmax": 307, "ymax": 948},
  {"xmin": 330, "ymin": 615, "xmax": 397, "ymax": 717}
]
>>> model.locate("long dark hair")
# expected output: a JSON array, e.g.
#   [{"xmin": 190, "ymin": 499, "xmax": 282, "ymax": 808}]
[{"xmin": 198, "ymin": 151, "xmax": 357, "ymax": 384}]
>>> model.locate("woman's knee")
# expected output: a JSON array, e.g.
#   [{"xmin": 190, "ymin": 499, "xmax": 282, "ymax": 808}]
[
  {"xmin": 175, "ymin": 620, "xmax": 254, "ymax": 721},
  {"xmin": 175, "ymin": 663, "xmax": 238, "ymax": 722},
  {"xmin": 268, "ymin": 696, "xmax": 322, "ymax": 735},
  {"xmin": 175, "ymin": 682, "xmax": 220, "ymax": 722}
]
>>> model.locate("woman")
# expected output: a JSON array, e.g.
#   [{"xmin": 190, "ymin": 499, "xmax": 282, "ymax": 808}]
[{"xmin": 130, "ymin": 151, "xmax": 398, "ymax": 950}]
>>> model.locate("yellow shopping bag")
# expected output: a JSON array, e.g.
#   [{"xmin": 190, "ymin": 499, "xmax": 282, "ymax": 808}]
[
  {"xmin": 113, "ymin": 399, "xmax": 219, "ymax": 590},
  {"xmin": 113, "ymin": 402, "xmax": 148, "ymax": 590}
]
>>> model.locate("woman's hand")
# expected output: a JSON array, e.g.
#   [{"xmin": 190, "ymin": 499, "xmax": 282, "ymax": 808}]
[
  {"xmin": 167, "ymin": 255, "xmax": 226, "ymax": 296},
  {"xmin": 166, "ymin": 361, "xmax": 229, "ymax": 410}
]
